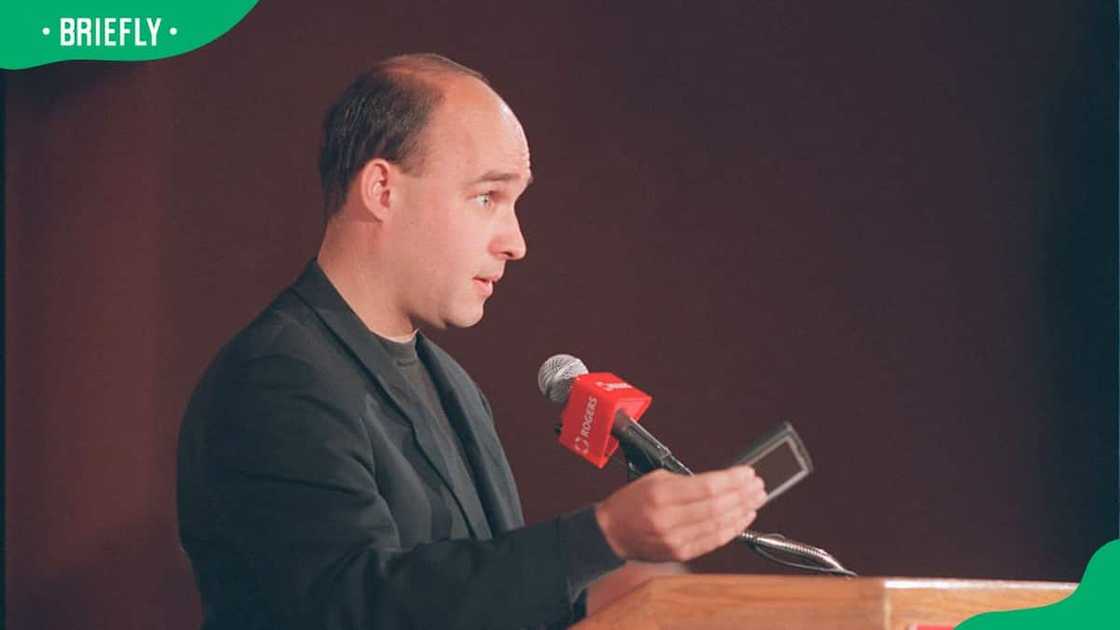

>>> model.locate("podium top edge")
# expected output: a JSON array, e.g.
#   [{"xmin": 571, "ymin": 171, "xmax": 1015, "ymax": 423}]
[
  {"xmin": 659, "ymin": 575, "xmax": 1077, "ymax": 590},
  {"xmin": 882, "ymin": 577, "xmax": 1078, "ymax": 590}
]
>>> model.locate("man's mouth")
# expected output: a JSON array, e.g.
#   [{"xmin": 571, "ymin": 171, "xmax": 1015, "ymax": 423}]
[{"xmin": 473, "ymin": 277, "xmax": 495, "ymax": 296}]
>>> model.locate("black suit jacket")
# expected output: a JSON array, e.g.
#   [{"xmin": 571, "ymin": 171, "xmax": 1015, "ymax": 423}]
[{"xmin": 177, "ymin": 261, "xmax": 619, "ymax": 629}]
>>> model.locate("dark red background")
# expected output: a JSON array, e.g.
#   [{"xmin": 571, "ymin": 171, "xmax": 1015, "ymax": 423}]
[{"xmin": 5, "ymin": 2, "xmax": 1117, "ymax": 627}]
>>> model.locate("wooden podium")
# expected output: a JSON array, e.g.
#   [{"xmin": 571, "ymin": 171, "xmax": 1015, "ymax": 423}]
[{"xmin": 574, "ymin": 575, "xmax": 1076, "ymax": 629}]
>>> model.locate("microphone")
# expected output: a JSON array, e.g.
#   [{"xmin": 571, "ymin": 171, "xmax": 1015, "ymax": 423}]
[
  {"xmin": 537, "ymin": 353, "xmax": 857, "ymax": 577},
  {"xmin": 537, "ymin": 354, "xmax": 691, "ymax": 474}
]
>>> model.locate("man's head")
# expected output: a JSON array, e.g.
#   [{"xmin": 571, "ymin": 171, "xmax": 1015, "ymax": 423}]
[
  {"xmin": 316, "ymin": 54, "xmax": 531, "ymax": 337},
  {"xmin": 318, "ymin": 54, "xmax": 488, "ymax": 217}
]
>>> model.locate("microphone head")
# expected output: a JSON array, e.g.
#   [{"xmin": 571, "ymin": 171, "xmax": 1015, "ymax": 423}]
[{"xmin": 537, "ymin": 354, "xmax": 589, "ymax": 403}]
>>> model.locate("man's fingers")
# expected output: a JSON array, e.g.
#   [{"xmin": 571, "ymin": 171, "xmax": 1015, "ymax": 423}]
[
  {"xmin": 660, "ymin": 504, "xmax": 757, "ymax": 561},
  {"xmin": 655, "ymin": 482, "xmax": 751, "ymax": 529},
  {"xmin": 648, "ymin": 465, "xmax": 758, "ymax": 505},
  {"xmin": 749, "ymin": 485, "xmax": 767, "ymax": 509},
  {"xmin": 599, "ymin": 466, "xmax": 766, "ymax": 562},
  {"xmin": 650, "ymin": 469, "xmax": 765, "ymax": 529},
  {"xmin": 663, "ymin": 488, "xmax": 756, "ymax": 540}
]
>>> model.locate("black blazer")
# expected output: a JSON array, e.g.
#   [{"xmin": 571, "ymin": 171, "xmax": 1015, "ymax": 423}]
[{"xmin": 177, "ymin": 261, "xmax": 615, "ymax": 629}]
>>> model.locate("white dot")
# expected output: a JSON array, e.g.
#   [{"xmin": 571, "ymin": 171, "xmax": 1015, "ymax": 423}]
[
  {"xmin": 41, "ymin": 27, "xmax": 50, "ymax": 36},
  {"xmin": 169, "ymin": 27, "xmax": 178, "ymax": 36}
]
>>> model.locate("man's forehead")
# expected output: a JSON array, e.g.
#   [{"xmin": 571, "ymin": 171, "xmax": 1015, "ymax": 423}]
[
  {"xmin": 420, "ymin": 79, "xmax": 532, "ymax": 181},
  {"xmin": 468, "ymin": 169, "xmax": 535, "ymax": 187},
  {"xmin": 436, "ymin": 85, "xmax": 525, "ymax": 138}
]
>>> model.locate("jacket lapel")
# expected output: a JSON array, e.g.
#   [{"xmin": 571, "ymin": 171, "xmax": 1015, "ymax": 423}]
[
  {"xmin": 289, "ymin": 261, "xmax": 496, "ymax": 538},
  {"xmin": 417, "ymin": 335, "xmax": 525, "ymax": 533}
]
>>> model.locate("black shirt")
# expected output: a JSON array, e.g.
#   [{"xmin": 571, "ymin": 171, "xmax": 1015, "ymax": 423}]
[{"xmin": 374, "ymin": 332, "xmax": 482, "ymax": 539}]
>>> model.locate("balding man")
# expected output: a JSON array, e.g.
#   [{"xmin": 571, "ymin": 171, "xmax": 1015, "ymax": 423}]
[{"xmin": 177, "ymin": 54, "xmax": 765, "ymax": 630}]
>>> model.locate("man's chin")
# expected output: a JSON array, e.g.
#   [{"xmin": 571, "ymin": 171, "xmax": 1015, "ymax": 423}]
[
  {"xmin": 430, "ymin": 306, "xmax": 485, "ymax": 330},
  {"xmin": 453, "ymin": 309, "xmax": 485, "ymax": 329}
]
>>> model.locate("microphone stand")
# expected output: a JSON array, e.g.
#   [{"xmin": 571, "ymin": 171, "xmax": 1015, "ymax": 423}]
[{"xmin": 617, "ymin": 432, "xmax": 856, "ymax": 577}]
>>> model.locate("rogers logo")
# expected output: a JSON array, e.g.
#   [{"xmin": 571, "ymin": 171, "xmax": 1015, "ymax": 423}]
[{"xmin": 574, "ymin": 396, "xmax": 597, "ymax": 454}]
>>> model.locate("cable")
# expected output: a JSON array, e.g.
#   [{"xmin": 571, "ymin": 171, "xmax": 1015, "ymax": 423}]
[{"xmin": 737, "ymin": 531, "xmax": 857, "ymax": 577}]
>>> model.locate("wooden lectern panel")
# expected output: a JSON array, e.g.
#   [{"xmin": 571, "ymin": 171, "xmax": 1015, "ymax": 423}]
[{"xmin": 574, "ymin": 575, "xmax": 1076, "ymax": 630}]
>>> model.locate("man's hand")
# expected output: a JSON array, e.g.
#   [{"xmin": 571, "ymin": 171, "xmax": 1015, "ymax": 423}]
[{"xmin": 594, "ymin": 466, "xmax": 765, "ymax": 562}]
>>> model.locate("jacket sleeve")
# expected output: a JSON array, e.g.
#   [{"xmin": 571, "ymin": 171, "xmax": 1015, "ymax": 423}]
[{"xmin": 199, "ymin": 352, "xmax": 621, "ymax": 629}]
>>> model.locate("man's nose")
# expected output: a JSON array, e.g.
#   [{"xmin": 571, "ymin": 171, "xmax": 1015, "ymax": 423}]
[{"xmin": 494, "ymin": 210, "xmax": 527, "ymax": 261}]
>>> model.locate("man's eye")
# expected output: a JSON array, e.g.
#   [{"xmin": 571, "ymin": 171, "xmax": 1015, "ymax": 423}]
[{"xmin": 473, "ymin": 192, "xmax": 494, "ymax": 208}]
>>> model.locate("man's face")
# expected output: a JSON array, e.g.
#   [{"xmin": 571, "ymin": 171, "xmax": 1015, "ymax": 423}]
[{"xmin": 385, "ymin": 77, "xmax": 531, "ymax": 331}]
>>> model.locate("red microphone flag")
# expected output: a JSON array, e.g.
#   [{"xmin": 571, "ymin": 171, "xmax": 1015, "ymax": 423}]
[{"xmin": 557, "ymin": 372, "xmax": 652, "ymax": 468}]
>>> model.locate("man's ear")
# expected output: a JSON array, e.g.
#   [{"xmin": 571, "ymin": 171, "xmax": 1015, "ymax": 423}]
[{"xmin": 357, "ymin": 159, "xmax": 394, "ymax": 222}]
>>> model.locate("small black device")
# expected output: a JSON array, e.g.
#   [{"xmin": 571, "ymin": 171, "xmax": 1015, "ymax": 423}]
[{"xmin": 733, "ymin": 421, "xmax": 813, "ymax": 506}]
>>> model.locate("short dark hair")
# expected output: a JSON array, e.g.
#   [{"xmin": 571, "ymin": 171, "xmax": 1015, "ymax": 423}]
[{"xmin": 317, "ymin": 53, "xmax": 488, "ymax": 217}]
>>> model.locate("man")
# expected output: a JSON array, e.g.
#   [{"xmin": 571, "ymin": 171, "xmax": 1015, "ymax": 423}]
[{"xmin": 177, "ymin": 53, "xmax": 766, "ymax": 629}]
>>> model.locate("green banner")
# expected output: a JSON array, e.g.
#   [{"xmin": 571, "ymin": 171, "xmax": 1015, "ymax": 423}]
[
  {"xmin": 959, "ymin": 539, "xmax": 1119, "ymax": 629},
  {"xmin": 0, "ymin": 1, "xmax": 259, "ymax": 69}
]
